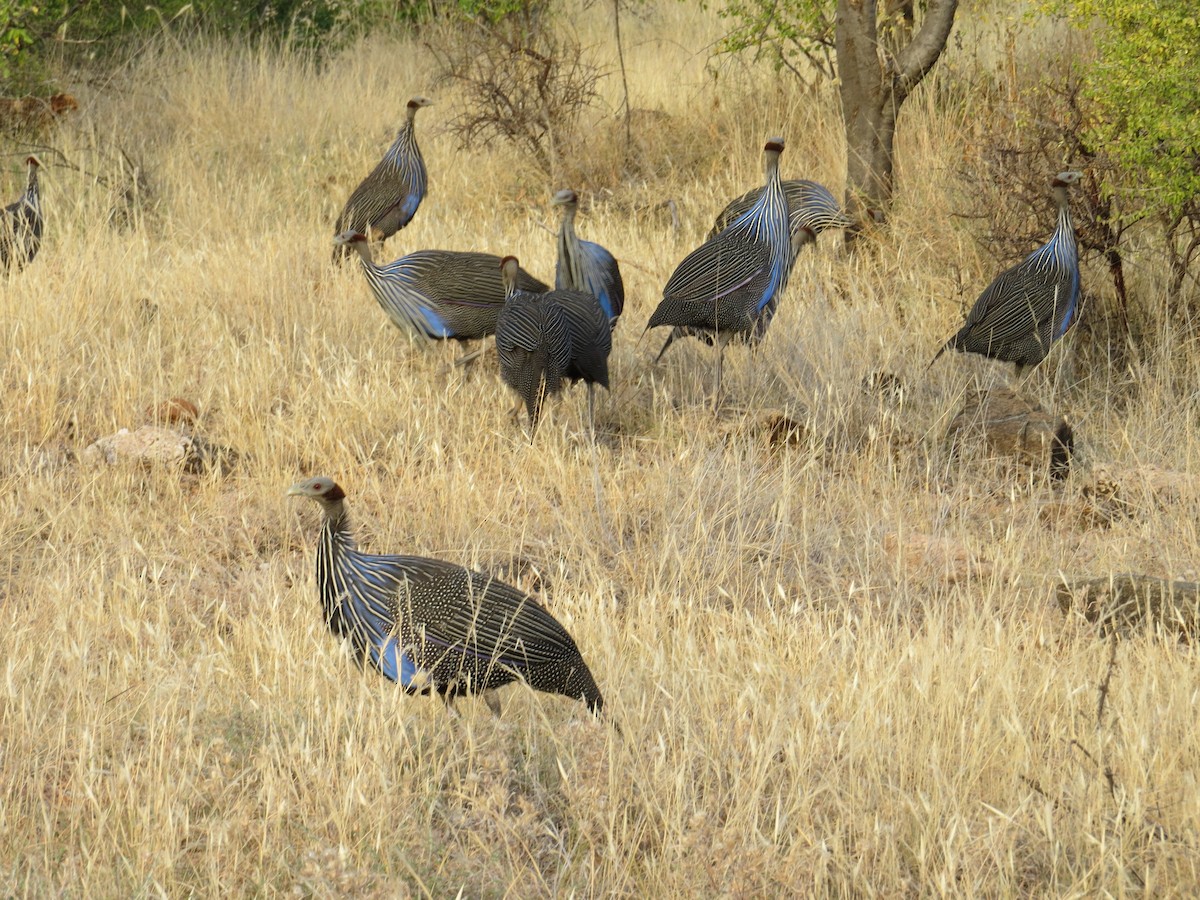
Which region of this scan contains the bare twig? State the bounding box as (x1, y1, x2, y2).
(1095, 635, 1118, 728)
(427, 13, 604, 179)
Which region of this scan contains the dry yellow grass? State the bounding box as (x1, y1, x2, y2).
(2, 3, 1200, 895)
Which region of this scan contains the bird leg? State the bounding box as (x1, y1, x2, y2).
(453, 345, 491, 368)
(712, 334, 731, 412)
(586, 383, 596, 442)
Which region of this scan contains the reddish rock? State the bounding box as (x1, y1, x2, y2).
(883, 530, 992, 585)
(147, 397, 199, 426)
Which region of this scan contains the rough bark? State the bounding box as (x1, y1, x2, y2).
(836, 0, 958, 237)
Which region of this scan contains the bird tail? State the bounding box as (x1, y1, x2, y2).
(570, 675, 623, 736)
(926, 341, 951, 372)
(562, 664, 605, 719)
(654, 327, 682, 363)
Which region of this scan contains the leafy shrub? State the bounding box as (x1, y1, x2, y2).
(711, 0, 836, 84)
(1055, 0, 1200, 218)
(1049, 0, 1200, 305)
(0, 0, 414, 91)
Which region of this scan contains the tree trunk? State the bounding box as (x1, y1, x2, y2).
(836, 0, 958, 240)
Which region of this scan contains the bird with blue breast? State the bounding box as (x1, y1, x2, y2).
(931, 171, 1084, 375)
(551, 188, 625, 328)
(335, 232, 548, 344)
(708, 178, 854, 248)
(288, 476, 607, 719)
(332, 96, 432, 263)
(645, 137, 792, 407)
(656, 177, 853, 361)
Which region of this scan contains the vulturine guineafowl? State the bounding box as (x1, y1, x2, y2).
(710, 178, 852, 244)
(656, 177, 851, 360)
(289, 476, 606, 718)
(332, 97, 432, 262)
(495, 256, 573, 440)
(547, 284, 611, 435)
(931, 171, 1083, 374)
(645, 138, 792, 407)
(336, 232, 548, 342)
(552, 189, 625, 327)
(0, 156, 41, 271)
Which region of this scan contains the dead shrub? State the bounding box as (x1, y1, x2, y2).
(427, 10, 605, 181)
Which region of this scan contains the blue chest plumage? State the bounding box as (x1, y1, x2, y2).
(726, 186, 791, 317)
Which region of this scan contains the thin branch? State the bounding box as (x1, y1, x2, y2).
(1095, 636, 1118, 728)
(894, 0, 958, 99)
(612, 0, 631, 158)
